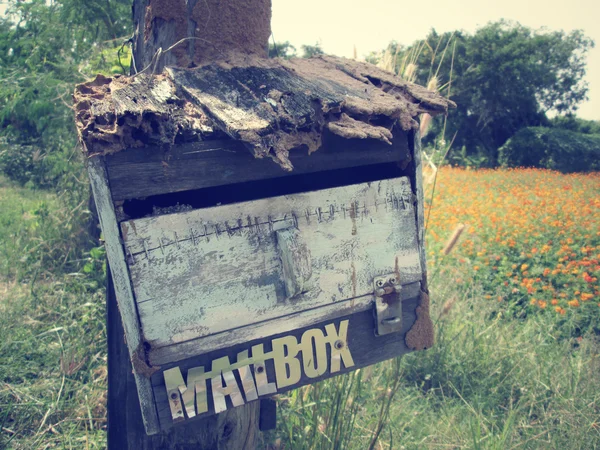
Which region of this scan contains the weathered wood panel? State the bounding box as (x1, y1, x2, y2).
(412, 130, 428, 279)
(148, 281, 421, 366)
(105, 131, 410, 201)
(87, 157, 161, 435)
(75, 56, 454, 170)
(121, 177, 421, 359)
(150, 296, 419, 430)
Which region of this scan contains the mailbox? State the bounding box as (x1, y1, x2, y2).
(76, 55, 453, 434)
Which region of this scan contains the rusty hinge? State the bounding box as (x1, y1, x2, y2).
(373, 274, 403, 336)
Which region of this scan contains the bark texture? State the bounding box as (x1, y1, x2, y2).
(75, 55, 455, 170)
(132, 0, 271, 73)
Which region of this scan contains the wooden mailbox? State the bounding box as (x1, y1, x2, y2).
(75, 55, 453, 435)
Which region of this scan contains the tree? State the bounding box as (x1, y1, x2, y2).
(551, 115, 600, 135)
(301, 42, 324, 58)
(0, 0, 131, 188)
(269, 40, 297, 58)
(389, 21, 594, 165)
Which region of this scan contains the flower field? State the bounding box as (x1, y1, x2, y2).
(425, 167, 600, 333)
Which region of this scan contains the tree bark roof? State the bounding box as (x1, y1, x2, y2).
(74, 54, 455, 171)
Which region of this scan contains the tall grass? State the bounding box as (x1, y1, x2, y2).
(0, 175, 92, 283)
(0, 175, 107, 449)
(272, 264, 600, 449)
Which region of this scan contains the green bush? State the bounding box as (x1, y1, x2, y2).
(551, 115, 600, 135)
(499, 127, 600, 172)
(0, 137, 81, 189)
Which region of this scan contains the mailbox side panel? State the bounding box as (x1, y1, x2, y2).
(87, 157, 161, 435)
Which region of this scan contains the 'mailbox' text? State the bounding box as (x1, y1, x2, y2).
(163, 320, 354, 421)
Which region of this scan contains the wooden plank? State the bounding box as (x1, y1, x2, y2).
(150, 295, 419, 430)
(105, 130, 410, 201)
(121, 177, 421, 356)
(87, 157, 161, 435)
(412, 130, 428, 278)
(76, 56, 454, 167)
(107, 273, 260, 447)
(148, 282, 421, 366)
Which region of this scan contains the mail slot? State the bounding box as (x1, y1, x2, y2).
(77, 56, 451, 434)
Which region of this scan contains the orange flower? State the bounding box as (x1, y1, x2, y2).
(567, 299, 580, 308)
(551, 299, 558, 305)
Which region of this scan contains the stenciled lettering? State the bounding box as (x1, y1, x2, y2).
(211, 356, 245, 414)
(325, 320, 355, 372)
(272, 335, 302, 389)
(236, 350, 259, 402)
(163, 319, 355, 421)
(182, 366, 207, 417)
(300, 328, 328, 378)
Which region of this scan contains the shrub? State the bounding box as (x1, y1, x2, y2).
(498, 127, 600, 173)
(0, 137, 83, 189)
(551, 115, 600, 135)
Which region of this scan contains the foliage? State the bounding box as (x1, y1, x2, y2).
(425, 167, 600, 336)
(268, 41, 297, 59)
(551, 114, 600, 135)
(268, 41, 325, 59)
(0, 136, 82, 190)
(0, 175, 106, 448)
(381, 21, 594, 165)
(301, 42, 325, 58)
(498, 127, 600, 172)
(0, 0, 132, 189)
(0, 175, 92, 282)
(0, 279, 108, 449)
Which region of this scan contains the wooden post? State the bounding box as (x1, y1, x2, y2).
(105, 0, 271, 447)
(131, 0, 272, 72)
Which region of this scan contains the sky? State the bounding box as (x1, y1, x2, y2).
(271, 0, 600, 120)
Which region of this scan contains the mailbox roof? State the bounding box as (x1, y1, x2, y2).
(75, 54, 454, 171)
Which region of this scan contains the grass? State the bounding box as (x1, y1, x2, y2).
(0, 168, 599, 449)
(273, 271, 600, 449)
(0, 175, 107, 449)
(0, 175, 91, 282)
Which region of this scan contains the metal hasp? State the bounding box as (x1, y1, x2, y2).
(373, 274, 403, 336)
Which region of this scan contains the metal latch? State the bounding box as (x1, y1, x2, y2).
(373, 274, 403, 336)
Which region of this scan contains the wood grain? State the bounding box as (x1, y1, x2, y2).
(105, 130, 410, 201)
(87, 157, 161, 435)
(148, 282, 421, 366)
(120, 177, 421, 359)
(150, 295, 419, 431)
